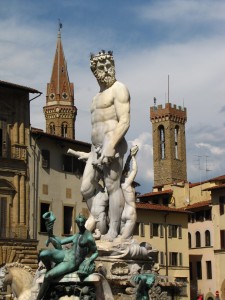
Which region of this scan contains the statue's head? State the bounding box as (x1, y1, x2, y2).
(90, 50, 116, 88)
(75, 214, 87, 227)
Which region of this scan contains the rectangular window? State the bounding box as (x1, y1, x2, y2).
(197, 261, 202, 279)
(169, 252, 178, 266)
(42, 149, 50, 169)
(219, 196, 225, 215)
(206, 261, 212, 279)
(0, 198, 7, 238)
(140, 223, 145, 237)
(168, 225, 178, 238)
(63, 155, 85, 175)
(63, 206, 73, 235)
(40, 202, 50, 233)
(152, 223, 159, 237)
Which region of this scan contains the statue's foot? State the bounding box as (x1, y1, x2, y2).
(101, 231, 118, 242)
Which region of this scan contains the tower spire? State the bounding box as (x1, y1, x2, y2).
(44, 24, 77, 139)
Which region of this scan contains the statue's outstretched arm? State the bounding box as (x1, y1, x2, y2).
(60, 235, 74, 245)
(67, 148, 90, 161)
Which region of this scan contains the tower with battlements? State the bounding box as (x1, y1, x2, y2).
(150, 102, 187, 186)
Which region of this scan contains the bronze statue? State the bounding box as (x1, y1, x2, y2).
(37, 213, 98, 300)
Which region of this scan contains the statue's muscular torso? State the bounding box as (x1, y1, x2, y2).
(90, 80, 130, 151)
(91, 83, 118, 147)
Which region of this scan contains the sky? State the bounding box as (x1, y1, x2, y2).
(1, 0, 225, 193)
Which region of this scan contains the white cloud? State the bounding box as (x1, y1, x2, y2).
(195, 143, 225, 155)
(136, 0, 225, 23)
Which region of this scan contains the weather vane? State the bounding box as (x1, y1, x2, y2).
(58, 19, 63, 31)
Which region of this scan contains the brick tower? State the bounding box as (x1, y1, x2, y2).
(44, 26, 77, 139)
(150, 102, 187, 186)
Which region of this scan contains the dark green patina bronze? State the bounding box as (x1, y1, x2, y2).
(37, 213, 98, 300)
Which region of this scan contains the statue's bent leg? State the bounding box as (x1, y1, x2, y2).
(80, 154, 98, 210)
(103, 159, 125, 241)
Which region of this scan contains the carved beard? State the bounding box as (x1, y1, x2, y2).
(94, 67, 116, 87)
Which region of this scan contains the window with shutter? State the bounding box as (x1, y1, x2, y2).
(169, 252, 178, 266)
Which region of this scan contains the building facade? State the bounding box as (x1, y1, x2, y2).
(187, 176, 225, 300)
(134, 191, 190, 299)
(0, 80, 41, 270)
(29, 129, 91, 250)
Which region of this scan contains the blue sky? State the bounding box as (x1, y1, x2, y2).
(1, 0, 225, 193)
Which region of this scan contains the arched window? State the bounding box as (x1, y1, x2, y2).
(61, 122, 68, 138)
(49, 123, 55, 135)
(196, 231, 201, 247)
(205, 230, 211, 247)
(174, 125, 179, 159)
(188, 232, 192, 248)
(159, 125, 165, 159)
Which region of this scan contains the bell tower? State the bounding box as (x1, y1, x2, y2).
(44, 25, 77, 139)
(150, 102, 187, 186)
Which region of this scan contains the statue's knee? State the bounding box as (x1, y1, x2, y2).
(39, 250, 48, 260)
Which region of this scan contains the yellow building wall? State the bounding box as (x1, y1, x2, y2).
(135, 208, 190, 299)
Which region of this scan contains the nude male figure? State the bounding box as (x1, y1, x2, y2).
(81, 50, 130, 241)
